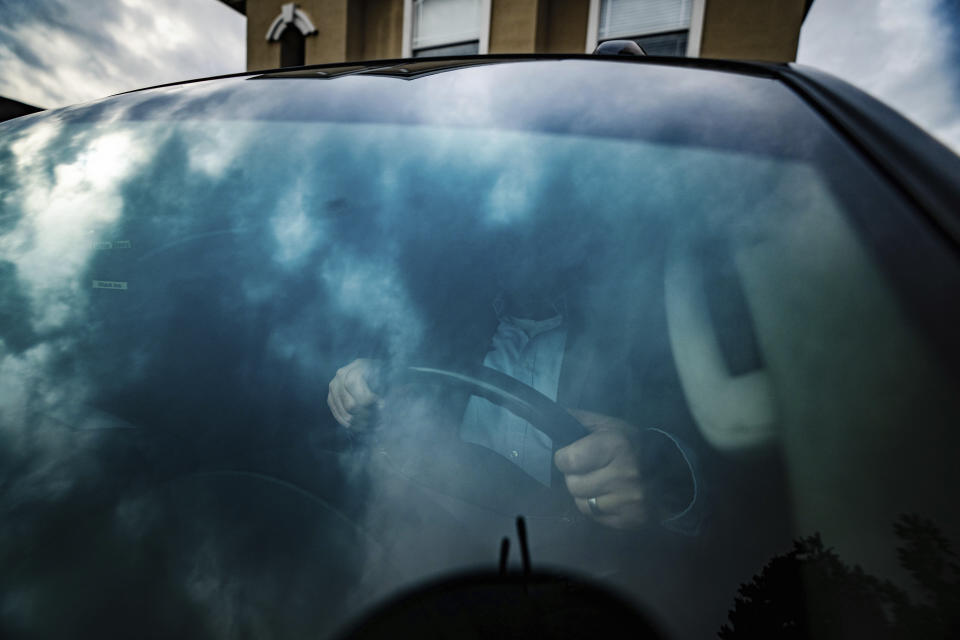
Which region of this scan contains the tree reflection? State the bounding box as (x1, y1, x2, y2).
(719, 514, 960, 638)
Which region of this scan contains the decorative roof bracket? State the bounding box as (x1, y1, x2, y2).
(266, 3, 317, 41)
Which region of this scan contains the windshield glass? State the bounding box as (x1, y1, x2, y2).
(1, 61, 959, 639)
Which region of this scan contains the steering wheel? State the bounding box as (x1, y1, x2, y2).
(400, 365, 589, 448)
(371, 364, 591, 519)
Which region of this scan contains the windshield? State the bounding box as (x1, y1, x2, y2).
(1, 61, 959, 639)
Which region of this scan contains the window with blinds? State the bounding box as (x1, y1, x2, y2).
(598, 0, 693, 40)
(634, 31, 689, 56)
(412, 0, 482, 54)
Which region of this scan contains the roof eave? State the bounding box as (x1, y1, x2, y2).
(217, 0, 246, 16)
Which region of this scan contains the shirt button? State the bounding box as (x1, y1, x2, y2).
(511, 450, 520, 458)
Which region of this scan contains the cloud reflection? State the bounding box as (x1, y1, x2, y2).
(320, 249, 425, 362)
(4, 124, 151, 333)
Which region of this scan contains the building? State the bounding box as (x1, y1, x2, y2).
(217, 0, 814, 71)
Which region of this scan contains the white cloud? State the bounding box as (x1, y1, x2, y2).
(186, 121, 249, 178)
(271, 183, 325, 267)
(0, 0, 244, 109)
(798, 0, 960, 154)
(2, 123, 154, 332)
(321, 251, 426, 362)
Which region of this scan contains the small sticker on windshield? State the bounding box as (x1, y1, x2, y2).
(94, 240, 132, 250)
(92, 280, 128, 290)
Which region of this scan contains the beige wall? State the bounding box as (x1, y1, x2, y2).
(489, 0, 543, 53)
(346, 1, 366, 61)
(360, 0, 404, 60)
(698, 0, 807, 62)
(245, 0, 282, 70)
(307, 0, 350, 63)
(488, 0, 589, 54)
(542, 0, 590, 53)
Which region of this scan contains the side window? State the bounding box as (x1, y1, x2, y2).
(405, 0, 490, 57)
(591, 0, 693, 56)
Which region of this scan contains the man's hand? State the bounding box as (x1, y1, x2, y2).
(327, 358, 383, 430)
(554, 409, 648, 530)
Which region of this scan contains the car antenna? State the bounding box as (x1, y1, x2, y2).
(593, 39, 646, 56)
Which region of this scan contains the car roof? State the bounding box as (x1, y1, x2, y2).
(115, 53, 787, 95)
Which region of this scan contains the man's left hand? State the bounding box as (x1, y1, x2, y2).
(554, 409, 648, 530)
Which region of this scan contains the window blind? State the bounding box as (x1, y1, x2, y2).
(598, 0, 693, 39)
(413, 0, 482, 50)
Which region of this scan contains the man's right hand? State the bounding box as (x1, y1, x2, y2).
(327, 358, 383, 430)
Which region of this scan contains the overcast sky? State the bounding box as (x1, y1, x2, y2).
(0, 0, 245, 108)
(0, 0, 957, 153)
(797, 0, 960, 152)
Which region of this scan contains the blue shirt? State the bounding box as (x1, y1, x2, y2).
(460, 313, 567, 486)
(458, 303, 703, 535)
